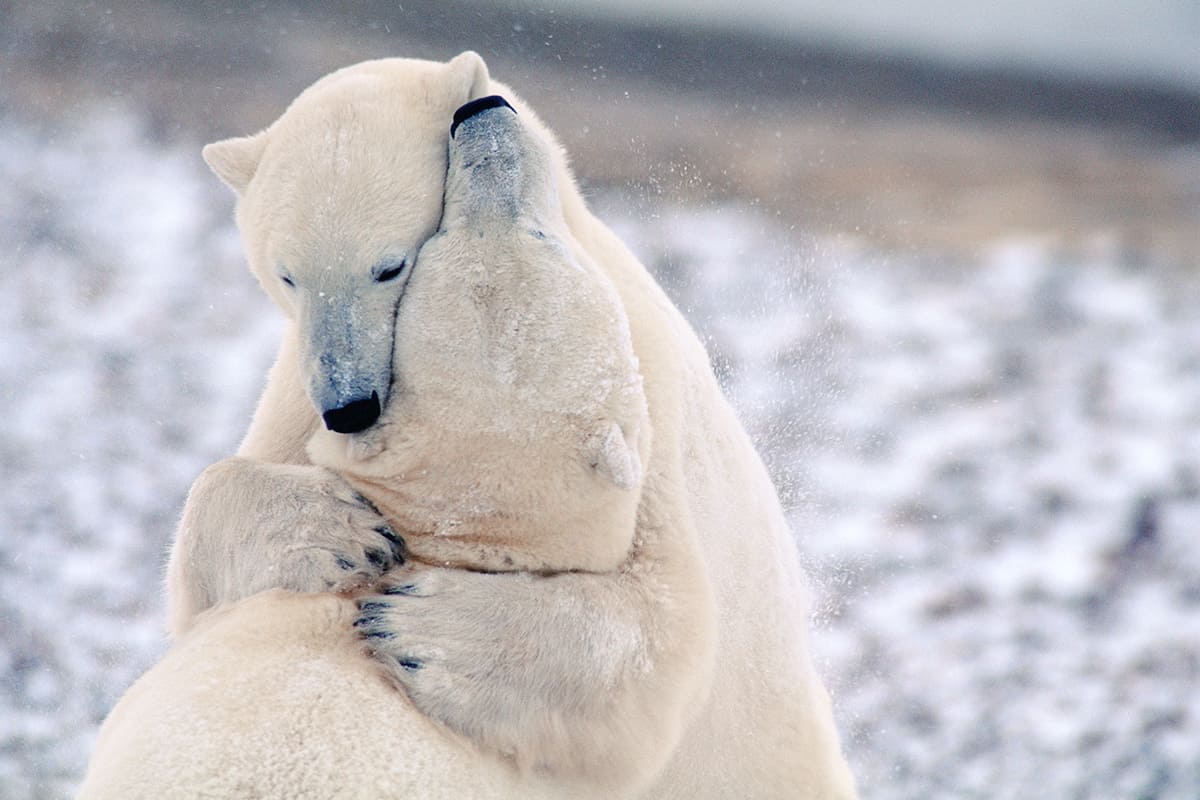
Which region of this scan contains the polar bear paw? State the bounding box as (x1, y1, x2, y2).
(261, 468, 407, 595)
(174, 458, 406, 609)
(352, 566, 605, 768)
(280, 516, 406, 595)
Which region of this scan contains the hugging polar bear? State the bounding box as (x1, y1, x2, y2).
(79, 54, 856, 799)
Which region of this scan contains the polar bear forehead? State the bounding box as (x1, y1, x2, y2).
(204, 53, 490, 196)
(250, 101, 449, 271)
(213, 53, 492, 280)
(294, 56, 480, 108)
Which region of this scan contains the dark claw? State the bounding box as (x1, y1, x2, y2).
(365, 547, 389, 568)
(335, 556, 355, 571)
(375, 526, 406, 562)
(397, 657, 423, 672)
(375, 525, 402, 544)
(354, 493, 381, 513)
(381, 583, 419, 596)
(354, 614, 385, 629)
(363, 628, 395, 640)
(356, 600, 391, 614)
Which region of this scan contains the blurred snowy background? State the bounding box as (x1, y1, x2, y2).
(1, 2, 1198, 798)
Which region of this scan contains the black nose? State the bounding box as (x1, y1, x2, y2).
(450, 94, 516, 138)
(322, 392, 381, 434)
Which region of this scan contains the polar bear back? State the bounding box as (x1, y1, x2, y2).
(77, 591, 574, 800)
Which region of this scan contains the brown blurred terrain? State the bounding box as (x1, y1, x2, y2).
(3, 0, 1196, 262)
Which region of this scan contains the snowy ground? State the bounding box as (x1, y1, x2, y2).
(2, 108, 1198, 799)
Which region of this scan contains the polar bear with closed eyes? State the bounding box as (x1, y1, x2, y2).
(81, 53, 856, 799)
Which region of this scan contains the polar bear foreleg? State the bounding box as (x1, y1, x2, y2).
(167, 456, 404, 636)
(352, 481, 716, 795)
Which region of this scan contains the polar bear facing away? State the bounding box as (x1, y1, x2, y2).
(92, 53, 857, 799)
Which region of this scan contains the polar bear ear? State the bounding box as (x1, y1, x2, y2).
(447, 50, 491, 103)
(202, 132, 268, 195)
(586, 422, 643, 491)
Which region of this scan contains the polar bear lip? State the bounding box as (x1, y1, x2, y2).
(450, 95, 516, 139)
(322, 391, 382, 434)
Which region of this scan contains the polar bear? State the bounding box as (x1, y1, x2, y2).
(146, 53, 856, 799)
(80, 99, 655, 799)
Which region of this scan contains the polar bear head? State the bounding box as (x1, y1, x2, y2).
(308, 97, 650, 573)
(203, 53, 490, 433)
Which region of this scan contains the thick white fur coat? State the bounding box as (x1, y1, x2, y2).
(79, 53, 857, 800)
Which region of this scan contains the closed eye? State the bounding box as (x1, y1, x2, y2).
(374, 260, 407, 283)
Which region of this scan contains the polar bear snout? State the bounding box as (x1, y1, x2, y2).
(448, 96, 522, 173)
(296, 285, 399, 436)
(322, 391, 382, 434)
(443, 94, 563, 232)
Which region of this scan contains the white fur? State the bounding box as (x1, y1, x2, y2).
(85, 54, 857, 799)
(308, 101, 649, 575)
(167, 53, 493, 629)
(78, 591, 574, 800)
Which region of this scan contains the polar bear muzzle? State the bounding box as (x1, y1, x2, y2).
(297, 286, 397, 435)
